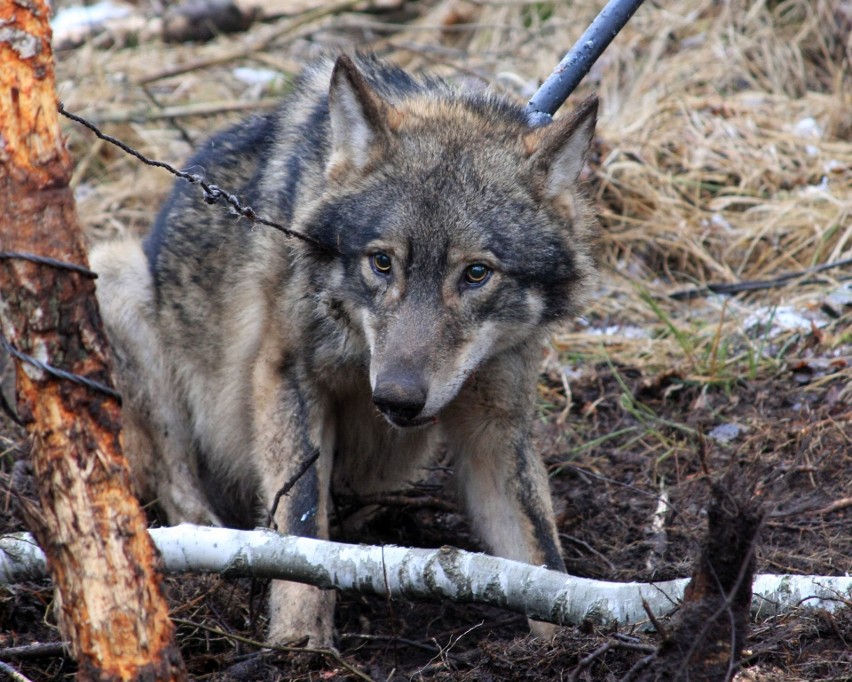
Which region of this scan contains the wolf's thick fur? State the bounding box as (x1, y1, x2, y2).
(91, 55, 599, 644)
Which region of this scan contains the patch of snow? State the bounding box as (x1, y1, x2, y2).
(708, 422, 745, 444)
(801, 176, 830, 195)
(586, 325, 650, 339)
(561, 365, 584, 382)
(825, 283, 852, 310)
(51, 2, 132, 34)
(709, 213, 733, 231)
(743, 305, 830, 338)
(232, 67, 282, 87)
(824, 159, 846, 173)
(793, 116, 822, 139)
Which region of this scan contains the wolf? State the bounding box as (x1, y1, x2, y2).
(91, 54, 599, 645)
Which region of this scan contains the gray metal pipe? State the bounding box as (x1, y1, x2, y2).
(525, 0, 646, 126)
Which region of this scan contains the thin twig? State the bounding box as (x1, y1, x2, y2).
(561, 534, 616, 572)
(87, 99, 281, 125)
(0, 642, 67, 661)
(568, 639, 657, 682)
(418, 621, 484, 676)
(811, 497, 852, 516)
(266, 450, 321, 529)
(387, 41, 496, 85)
(0, 336, 121, 402)
(642, 598, 669, 639)
(0, 660, 36, 682)
(621, 653, 657, 681)
(171, 618, 374, 681)
(670, 257, 852, 300)
(335, 491, 456, 513)
(339, 632, 449, 657)
(140, 84, 194, 146)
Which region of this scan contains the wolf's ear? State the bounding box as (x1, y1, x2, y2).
(327, 55, 392, 180)
(525, 95, 598, 199)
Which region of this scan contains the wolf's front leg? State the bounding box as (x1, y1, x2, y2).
(252, 355, 335, 646)
(444, 351, 564, 638)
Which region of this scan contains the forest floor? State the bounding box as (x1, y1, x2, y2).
(2, 359, 850, 680)
(1, 0, 850, 679)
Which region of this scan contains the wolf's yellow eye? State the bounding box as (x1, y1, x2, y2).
(371, 252, 392, 274)
(463, 263, 491, 286)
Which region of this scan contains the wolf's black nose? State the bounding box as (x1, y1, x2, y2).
(372, 372, 427, 425)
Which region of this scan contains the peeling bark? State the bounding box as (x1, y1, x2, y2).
(0, 2, 185, 680)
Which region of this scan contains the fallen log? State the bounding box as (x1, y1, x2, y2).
(2, 526, 849, 629)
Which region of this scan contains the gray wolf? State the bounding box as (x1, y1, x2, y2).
(91, 54, 599, 645)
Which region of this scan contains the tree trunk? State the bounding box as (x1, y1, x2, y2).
(0, 3, 185, 680)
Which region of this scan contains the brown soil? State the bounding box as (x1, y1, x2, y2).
(2, 357, 849, 680)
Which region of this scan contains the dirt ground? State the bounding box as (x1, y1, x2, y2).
(1, 0, 850, 680)
(2, 358, 850, 680)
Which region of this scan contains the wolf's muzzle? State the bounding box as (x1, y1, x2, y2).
(372, 370, 428, 426)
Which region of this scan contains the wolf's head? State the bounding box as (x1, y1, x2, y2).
(298, 55, 598, 428)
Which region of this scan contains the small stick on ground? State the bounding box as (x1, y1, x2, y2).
(568, 639, 656, 682)
(0, 642, 68, 661)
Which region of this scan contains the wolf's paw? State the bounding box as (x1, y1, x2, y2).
(528, 618, 559, 641)
(162, 484, 223, 527)
(267, 581, 336, 648)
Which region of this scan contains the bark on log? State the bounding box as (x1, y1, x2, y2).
(0, 3, 185, 680)
(3, 526, 849, 628)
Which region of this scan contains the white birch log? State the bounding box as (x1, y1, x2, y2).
(1, 525, 849, 627)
